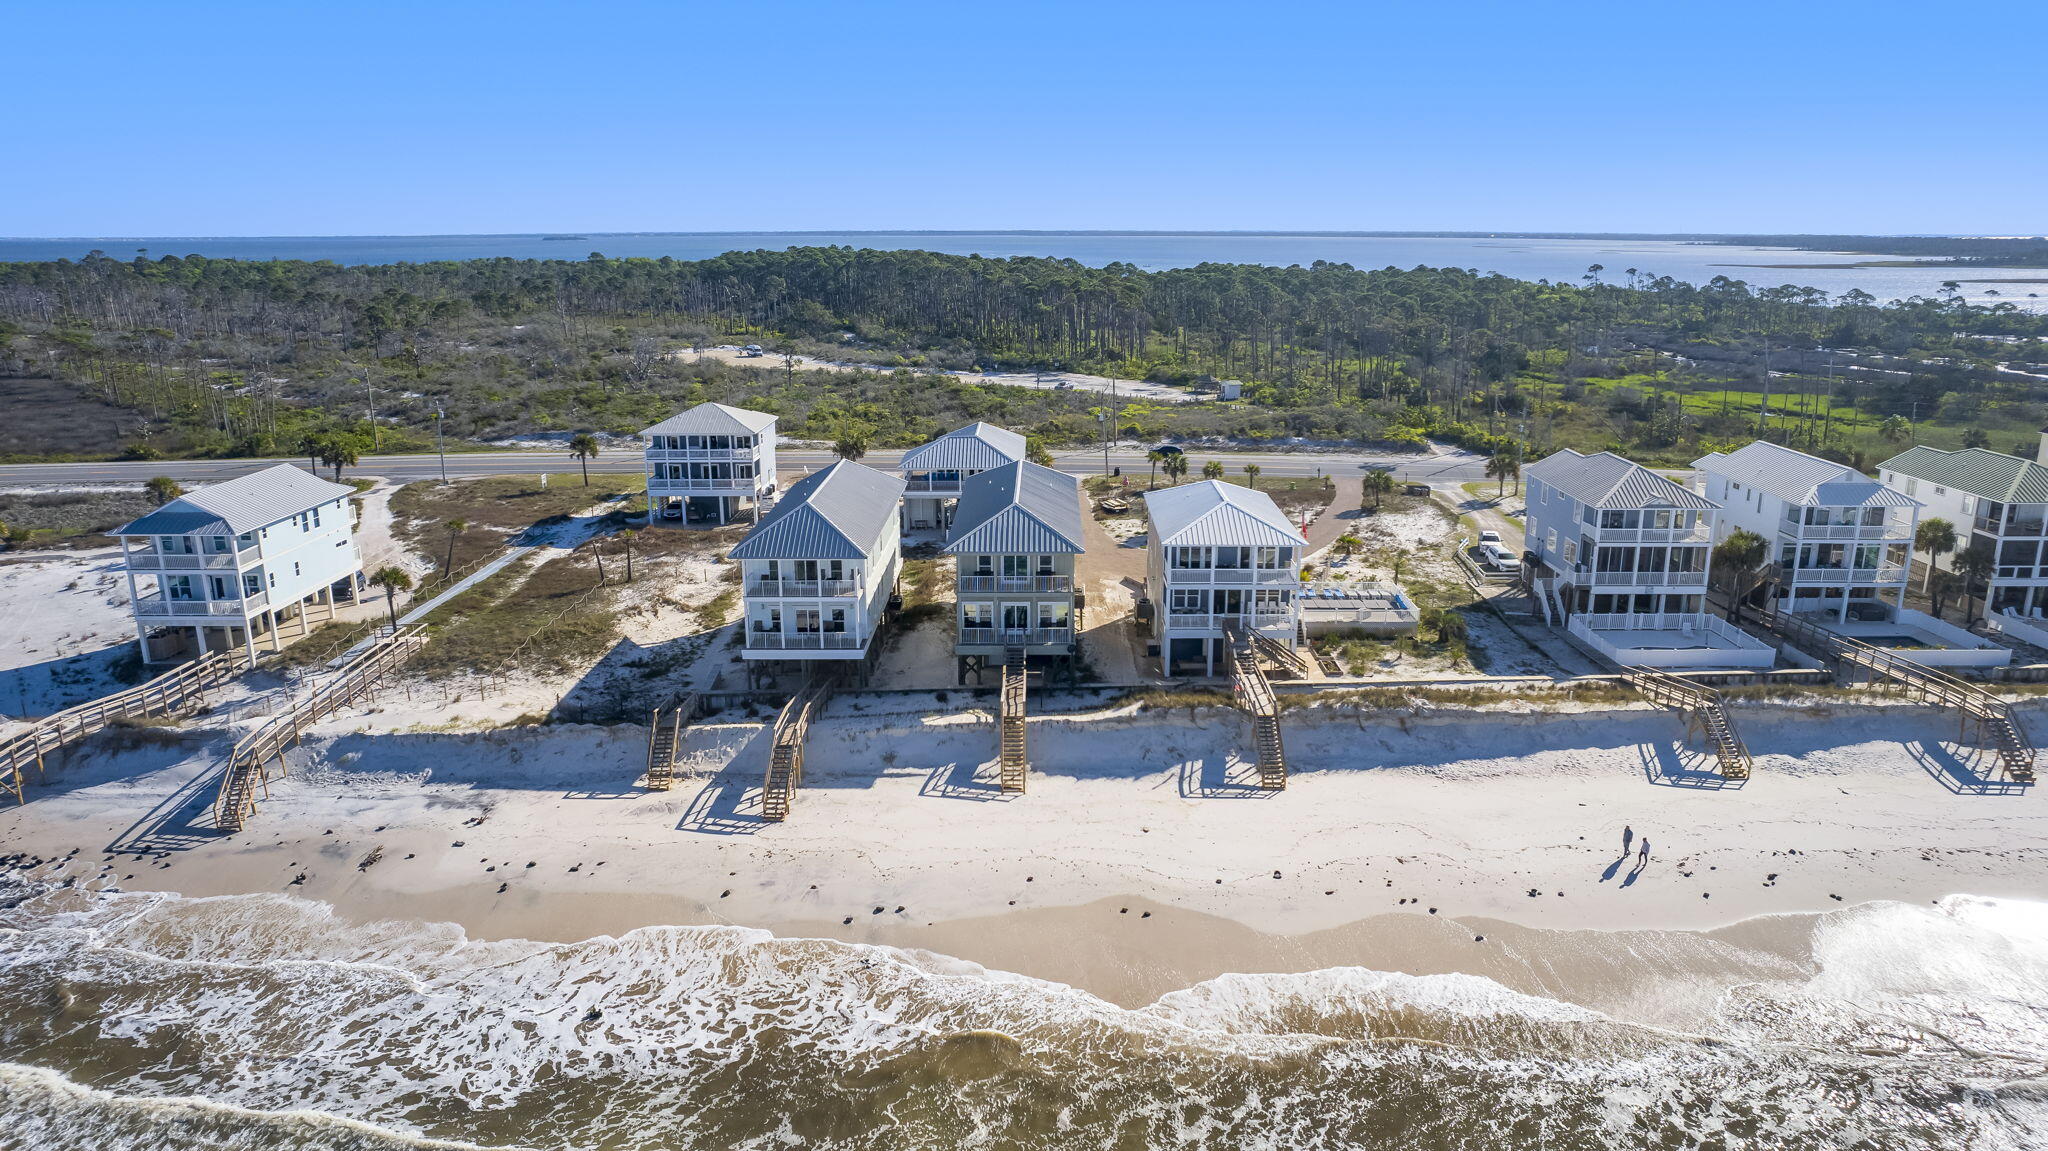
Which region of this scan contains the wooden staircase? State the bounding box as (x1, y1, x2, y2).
(762, 672, 837, 822)
(1224, 623, 1287, 790)
(1249, 631, 1311, 679)
(1625, 669, 1753, 780)
(214, 627, 427, 832)
(644, 693, 701, 791)
(999, 647, 1028, 793)
(1765, 607, 2035, 785)
(2, 649, 249, 805)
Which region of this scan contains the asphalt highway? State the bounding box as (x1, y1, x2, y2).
(0, 445, 1491, 488)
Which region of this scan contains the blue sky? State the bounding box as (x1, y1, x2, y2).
(6, 0, 2042, 236)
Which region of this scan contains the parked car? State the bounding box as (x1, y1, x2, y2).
(1479, 542, 1521, 572)
(1478, 530, 1502, 545)
(1403, 482, 1431, 496)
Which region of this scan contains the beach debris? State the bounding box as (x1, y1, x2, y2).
(498, 882, 508, 893)
(526, 861, 536, 868)
(843, 916, 853, 924)
(721, 890, 730, 898)
(357, 848, 383, 872)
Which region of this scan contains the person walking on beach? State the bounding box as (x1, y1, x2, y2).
(1622, 825, 1634, 855)
(1638, 839, 1650, 864)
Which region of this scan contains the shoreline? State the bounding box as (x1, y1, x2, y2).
(8, 697, 2043, 1008)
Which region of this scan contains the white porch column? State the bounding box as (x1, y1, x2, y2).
(191, 625, 204, 657)
(242, 622, 258, 664)
(134, 618, 154, 665)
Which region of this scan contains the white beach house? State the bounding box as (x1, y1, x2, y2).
(1524, 449, 1774, 668)
(943, 461, 1087, 683)
(1880, 442, 2048, 618)
(641, 402, 779, 525)
(729, 459, 906, 680)
(1143, 480, 1302, 676)
(114, 463, 362, 664)
(896, 422, 1028, 531)
(1695, 441, 1920, 622)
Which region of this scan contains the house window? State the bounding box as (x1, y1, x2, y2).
(165, 575, 196, 600)
(794, 608, 821, 634)
(1904, 477, 1918, 496)
(825, 608, 847, 633)
(1038, 602, 1070, 628)
(753, 608, 781, 632)
(975, 555, 994, 576)
(1933, 486, 1947, 496)
(243, 573, 262, 597)
(1037, 555, 1055, 575)
(206, 536, 230, 553)
(962, 602, 992, 627)
(292, 562, 301, 577)
(1172, 547, 1210, 570)
(1256, 546, 1286, 569)
(1170, 588, 1204, 613)
(1213, 546, 1249, 570)
(310, 506, 321, 528)
(1002, 555, 1030, 579)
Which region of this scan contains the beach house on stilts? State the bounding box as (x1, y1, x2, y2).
(943, 460, 1087, 685)
(1142, 480, 1303, 677)
(730, 459, 906, 687)
(896, 422, 1028, 532)
(115, 464, 363, 664)
(641, 402, 779, 525)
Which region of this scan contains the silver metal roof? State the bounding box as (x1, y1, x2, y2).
(116, 463, 355, 536)
(641, 402, 777, 437)
(1696, 441, 1916, 508)
(727, 459, 906, 561)
(1144, 480, 1304, 547)
(897, 422, 1027, 473)
(1525, 449, 1717, 510)
(943, 461, 1086, 555)
(1880, 445, 2048, 505)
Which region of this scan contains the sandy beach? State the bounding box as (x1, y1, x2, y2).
(8, 694, 2042, 1009)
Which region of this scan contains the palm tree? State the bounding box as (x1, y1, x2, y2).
(1879, 415, 1911, 446)
(144, 476, 183, 506)
(586, 538, 607, 584)
(1362, 469, 1395, 511)
(443, 519, 467, 576)
(1485, 448, 1520, 498)
(1915, 517, 1957, 597)
(1202, 460, 1225, 481)
(1711, 528, 1770, 622)
(368, 566, 412, 631)
(1161, 454, 1189, 485)
(619, 529, 638, 581)
(1954, 541, 1996, 625)
(568, 433, 600, 486)
(314, 432, 363, 480)
(832, 433, 868, 461)
(1145, 449, 1165, 489)
(1242, 463, 1262, 490)
(1426, 607, 1469, 647)
(1334, 532, 1362, 558)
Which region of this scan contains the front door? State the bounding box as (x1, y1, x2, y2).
(1002, 603, 1031, 637)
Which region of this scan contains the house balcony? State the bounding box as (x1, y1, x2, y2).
(125, 551, 243, 572)
(1781, 564, 1909, 586)
(1993, 566, 2048, 582)
(1574, 568, 1709, 589)
(958, 625, 1073, 648)
(1163, 610, 1296, 633)
(134, 592, 266, 618)
(648, 475, 760, 493)
(1975, 516, 2048, 537)
(646, 447, 758, 462)
(902, 477, 963, 495)
(746, 578, 860, 598)
(1163, 568, 1299, 586)
(957, 574, 1073, 594)
(1579, 524, 1712, 545)
(744, 630, 865, 651)
(1779, 522, 1913, 541)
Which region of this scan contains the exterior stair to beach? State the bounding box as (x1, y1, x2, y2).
(999, 647, 1028, 793)
(1225, 622, 1287, 790)
(644, 693, 700, 791)
(1250, 631, 1311, 679)
(1625, 669, 1752, 781)
(762, 673, 837, 822)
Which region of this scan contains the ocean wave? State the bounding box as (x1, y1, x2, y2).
(1, 876, 2043, 1150)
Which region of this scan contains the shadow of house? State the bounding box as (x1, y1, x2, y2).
(679, 722, 776, 833)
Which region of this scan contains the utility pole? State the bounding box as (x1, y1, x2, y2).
(1756, 339, 1772, 440)
(435, 407, 448, 483)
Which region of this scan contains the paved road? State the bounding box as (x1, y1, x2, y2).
(0, 445, 1490, 488)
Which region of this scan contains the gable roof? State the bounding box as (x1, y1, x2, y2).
(115, 464, 355, 537)
(641, 402, 776, 438)
(1694, 441, 1916, 508)
(1524, 449, 1717, 511)
(943, 462, 1086, 555)
(1880, 445, 2048, 505)
(1144, 480, 1303, 547)
(727, 459, 905, 560)
(897, 422, 1028, 473)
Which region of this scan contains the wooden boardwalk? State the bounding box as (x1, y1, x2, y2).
(999, 647, 1028, 793)
(2, 650, 249, 804)
(761, 672, 838, 822)
(1625, 668, 1752, 780)
(643, 692, 702, 791)
(214, 627, 428, 832)
(1224, 622, 1288, 790)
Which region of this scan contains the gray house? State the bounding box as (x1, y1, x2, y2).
(942, 461, 1087, 683)
(897, 422, 1028, 531)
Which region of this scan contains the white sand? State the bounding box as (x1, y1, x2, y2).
(7, 692, 2042, 1004)
(0, 547, 136, 719)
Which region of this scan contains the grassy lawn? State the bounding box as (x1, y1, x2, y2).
(0, 489, 156, 549)
(389, 474, 647, 571)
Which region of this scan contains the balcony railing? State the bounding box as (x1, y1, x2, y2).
(648, 476, 759, 492)
(646, 447, 758, 461)
(1162, 610, 1296, 631)
(744, 630, 865, 650)
(958, 626, 1073, 647)
(1782, 564, 1909, 585)
(134, 594, 257, 618)
(1581, 524, 1712, 545)
(1164, 568, 1298, 585)
(902, 476, 962, 494)
(1994, 566, 2048, 581)
(957, 574, 1072, 594)
(1781, 522, 1913, 541)
(126, 551, 241, 571)
(746, 578, 858, 597)
(1577, 569, 1710, 588)
(1976, 516, 2048, 537)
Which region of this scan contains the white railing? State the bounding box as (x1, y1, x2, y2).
(648, 476, 758, 492)
(646, 447, 757, 461)
(1578, 569, 1710, 589)
(1568, 612, 1776, 669)
(1827, 608, 2008, 667)
(127, 551, 241, 571)
(133, 594, 251, 618)
(959, 626, 1073, 647)
(1165, 568, 1298, 586)
(1783, 522, 1914, 541)
(1581, 525, 1712, 545)
(1990, 608, 2048, 648)
(957, 574, 1072, 594)
(903, 476, 963, 494)
(1782, 565, 1909, 586)
(1163, 610, 1296, 632)
(745, 630, 865, 650)
(747, 578, 859, 597)
(1976, 517, 2048, 537)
